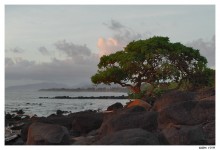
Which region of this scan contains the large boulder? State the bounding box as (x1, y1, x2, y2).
(195, 87, 215, 101)
(26, 122, 70, 145)
(158, 100, 215, 129)
(20, 122, 32, 142)
(202, 121, 215, 145)
(124, 105, 146, 113)
(21, 116, 71, 143)
(71, 111, 104, 135)
(99, 107, 158, 137)
(101, 106, 146, 126)
(29, 115, 70, 127)
(126, 99, 151, 110)
(162, 124, 207, 145)
(72, 136, 97, 145)
(107, 102, 123, 111)
(198, 95, 215, 101)
(46, 115, 72, 129)
(153, 90, 196, 111)
(94, 128, 160, 145)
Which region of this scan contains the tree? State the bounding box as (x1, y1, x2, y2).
(91, 36, 207, 95)
(187, 68, 215, 89)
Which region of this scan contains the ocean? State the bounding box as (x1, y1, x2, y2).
(5, 90, 129, 117)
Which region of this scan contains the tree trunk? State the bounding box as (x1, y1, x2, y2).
(129, 86, 141, 94)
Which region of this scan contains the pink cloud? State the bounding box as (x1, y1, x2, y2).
(97, 20, 147, 57)
(97, 37, 123, 57)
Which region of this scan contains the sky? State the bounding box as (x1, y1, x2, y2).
(5, 5, 215, 87)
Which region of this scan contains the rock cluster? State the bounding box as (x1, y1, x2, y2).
(5, 88, 215, 145)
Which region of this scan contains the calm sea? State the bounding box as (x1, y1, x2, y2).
(5, 90, 129, 117)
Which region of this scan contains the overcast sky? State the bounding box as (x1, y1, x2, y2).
(5, 5, 215, 87)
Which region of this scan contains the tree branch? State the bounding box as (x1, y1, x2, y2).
(115, 81, 132, 87)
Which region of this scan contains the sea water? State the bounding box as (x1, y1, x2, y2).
(5, 90, 129, 117)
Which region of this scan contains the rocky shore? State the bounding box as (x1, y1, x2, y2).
(5, 88, 215, 145)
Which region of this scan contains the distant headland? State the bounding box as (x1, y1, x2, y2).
(38, 87, 128, 93)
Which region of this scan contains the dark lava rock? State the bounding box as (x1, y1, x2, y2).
(73, 136, 97, 145)
(45, 115, 73, 130)
(6, 137, 25, 145)
(13, 115, 22, 121)
(126, 99, 151, 110)
(26, 110, 104, 138)
(94, 128, 160, 145)
(158, 100, 215, 129)
(152, 90, 196, 111)
(5, 113, 13, 120)
(195, 87, 215, 101)
(162, 124, 208, 145)
(10, 123, 25, 130)
(29, 115, 72, 130)
(98, 108, 158, 137)
(155, 132, 169, 145)
(21, 122, 32, 142)
(107, 102, 123, 111)
(17, 109, 25, 115)
(26, 122, 70, 145)
(13, 137, 25, 145)
(69, 130, 81, 137)
(124, 105, 146, 113)
(5, 135, 21, 145)
(71, 111, 104, 135)
(56, 110, 63, 115)
(202, 121, 215, 145)
(56, 110, 69, 115)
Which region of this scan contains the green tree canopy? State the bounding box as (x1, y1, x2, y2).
(91, 36, 208, 93)
(187, 68, 215, 89)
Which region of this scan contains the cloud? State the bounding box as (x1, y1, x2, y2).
(98, 19, 148, 57)
(104, 19, 125, 31)
(5, 57, 15, 68)
(5, 57, 36, 69)
(5, 54, 99, 87)
(97, 37, 122, 57)
(5, 39, 101, 87)
(186, 35, 215, 68)
(38, 46, 50, 55)
(8, 47, 24, 53)
(54, 40, 91, 59)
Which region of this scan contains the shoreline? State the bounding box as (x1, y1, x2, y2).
(38, 87, 128, 93)
(5, 88, 215, 145)
(39, 95, 128, 99)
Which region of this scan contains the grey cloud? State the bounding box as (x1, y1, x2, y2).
(38, 46, 50, 55)
(186, 35, 215, 68)
(54, 40, 91, 59)
(98, 19, 150, 56)
(5, 57, 14, 67)
(113, 30, 143, 46)
(107, 19, 149, 44)
(104, 19, 125, 31)
(5, 57, 36, 69)
(5, 54, 99, 87)
(9, 47, 24, 53)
